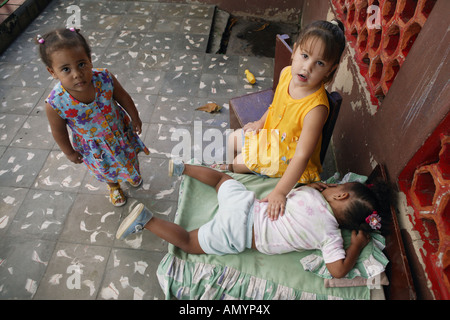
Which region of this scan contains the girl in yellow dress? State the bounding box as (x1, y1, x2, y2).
(223, 20, 346, 220)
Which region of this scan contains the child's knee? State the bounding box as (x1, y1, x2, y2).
(182, 230, 205, 254)
(215, 174, 233, 193)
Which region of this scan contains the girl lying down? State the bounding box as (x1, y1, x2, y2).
(116, 162, 392, 279)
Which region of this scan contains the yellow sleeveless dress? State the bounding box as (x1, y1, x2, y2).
(242, 66, 329, 183)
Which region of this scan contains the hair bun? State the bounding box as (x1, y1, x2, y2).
(330, 19, 345, 33)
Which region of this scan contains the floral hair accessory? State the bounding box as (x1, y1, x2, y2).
(37, 35, 45, 44)
(366, 211, 382, 230)
(69, 27, 76, 32)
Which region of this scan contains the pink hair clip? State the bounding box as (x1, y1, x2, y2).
(37, 35, 45, 44)
(69, 27, 76, 32)
(365, 211, 382, 230)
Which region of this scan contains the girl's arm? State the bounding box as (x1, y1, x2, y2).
(110, 73, 143, 135)
(242, 109, 268, 132)
(45, 103, 83, 164)
(326, 230, 370, 278)
(263, 104, 328, 220)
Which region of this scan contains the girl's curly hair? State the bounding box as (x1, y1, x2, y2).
(339, 180, 394, 236)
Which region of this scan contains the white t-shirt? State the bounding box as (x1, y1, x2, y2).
(253, 186, 346, 263)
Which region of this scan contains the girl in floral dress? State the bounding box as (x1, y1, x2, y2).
(37, 28, 149, 206)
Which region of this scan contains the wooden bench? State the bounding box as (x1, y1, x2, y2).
(368, 165, 416, 300)
(229, 34, 342, 164)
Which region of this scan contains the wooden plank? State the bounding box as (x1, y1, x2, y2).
(368, 165, 416, 300)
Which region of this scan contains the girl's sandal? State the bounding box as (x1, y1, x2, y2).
(108, 184, 127, 207)
(128, 177, 143, 188)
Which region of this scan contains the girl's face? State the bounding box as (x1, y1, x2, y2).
(47, 46, 93, 95)
(290, 37, 337, 91)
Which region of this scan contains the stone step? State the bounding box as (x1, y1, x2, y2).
(0, 0, 52, 55)
(207, 7, 230, 54)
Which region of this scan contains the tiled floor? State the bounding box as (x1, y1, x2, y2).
(0, 0, 280, 300)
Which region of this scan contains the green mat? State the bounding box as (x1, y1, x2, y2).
(156, 169, 387, 300)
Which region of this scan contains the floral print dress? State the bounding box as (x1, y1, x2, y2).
(46, 68, 149, 184)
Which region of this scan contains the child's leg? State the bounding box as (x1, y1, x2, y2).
(231, 153, 253, 174)
(183, 164, 233, 192)
(144, 217, 204, 254)
(116, 203, 204, 254)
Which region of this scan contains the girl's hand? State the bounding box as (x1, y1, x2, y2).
(131, 117, 143, 135)
(243, 119, 263, 133)
(351, 230, 371, 249)
(66, 150, 84, 164)
(308, 182, 338, 192)
(261, 191, 287, 221)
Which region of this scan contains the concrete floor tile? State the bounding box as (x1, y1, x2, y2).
(0, 237, 56, 299)
(84, 30, 116, 48)
(7, 189, 76, 240)
(136, 50, 172, 71)
(98, 49, 139, 76)
(198, 73, 239, 98)
(151, 95, 196, 125)
(144, 123, 193, 160)
(10, 115, 55, 149)
(11, 60, 51, 88)
(0, 114, 27, 146)
(177, 34, 209, 52)
(186, 4, 215, 19)
(157, 3, 187, 18)
(203, 54, 239, 75)
(153, 17, 182, 33)
(34, 151, 87, 192)
(128, 1, 160, 15)
(123, 69, 164, 95)
(0, 87, 46, 115)
(99, 248, 166, 300)
(122, 15, 155, 32)
(59, 193, 123, 247)
(164, 51, 205, 73)
(0, 147, 49, 188)
(0, 63, 22, 86)
(33, 242, 110, 300)
(160, 71, 201, 96)
(0, 186, 28, 236)
(81, 14, 124, 31)
(132, 93, 157, 123)
(78, 0, 131, 15)
(182, 17, 211, 35)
